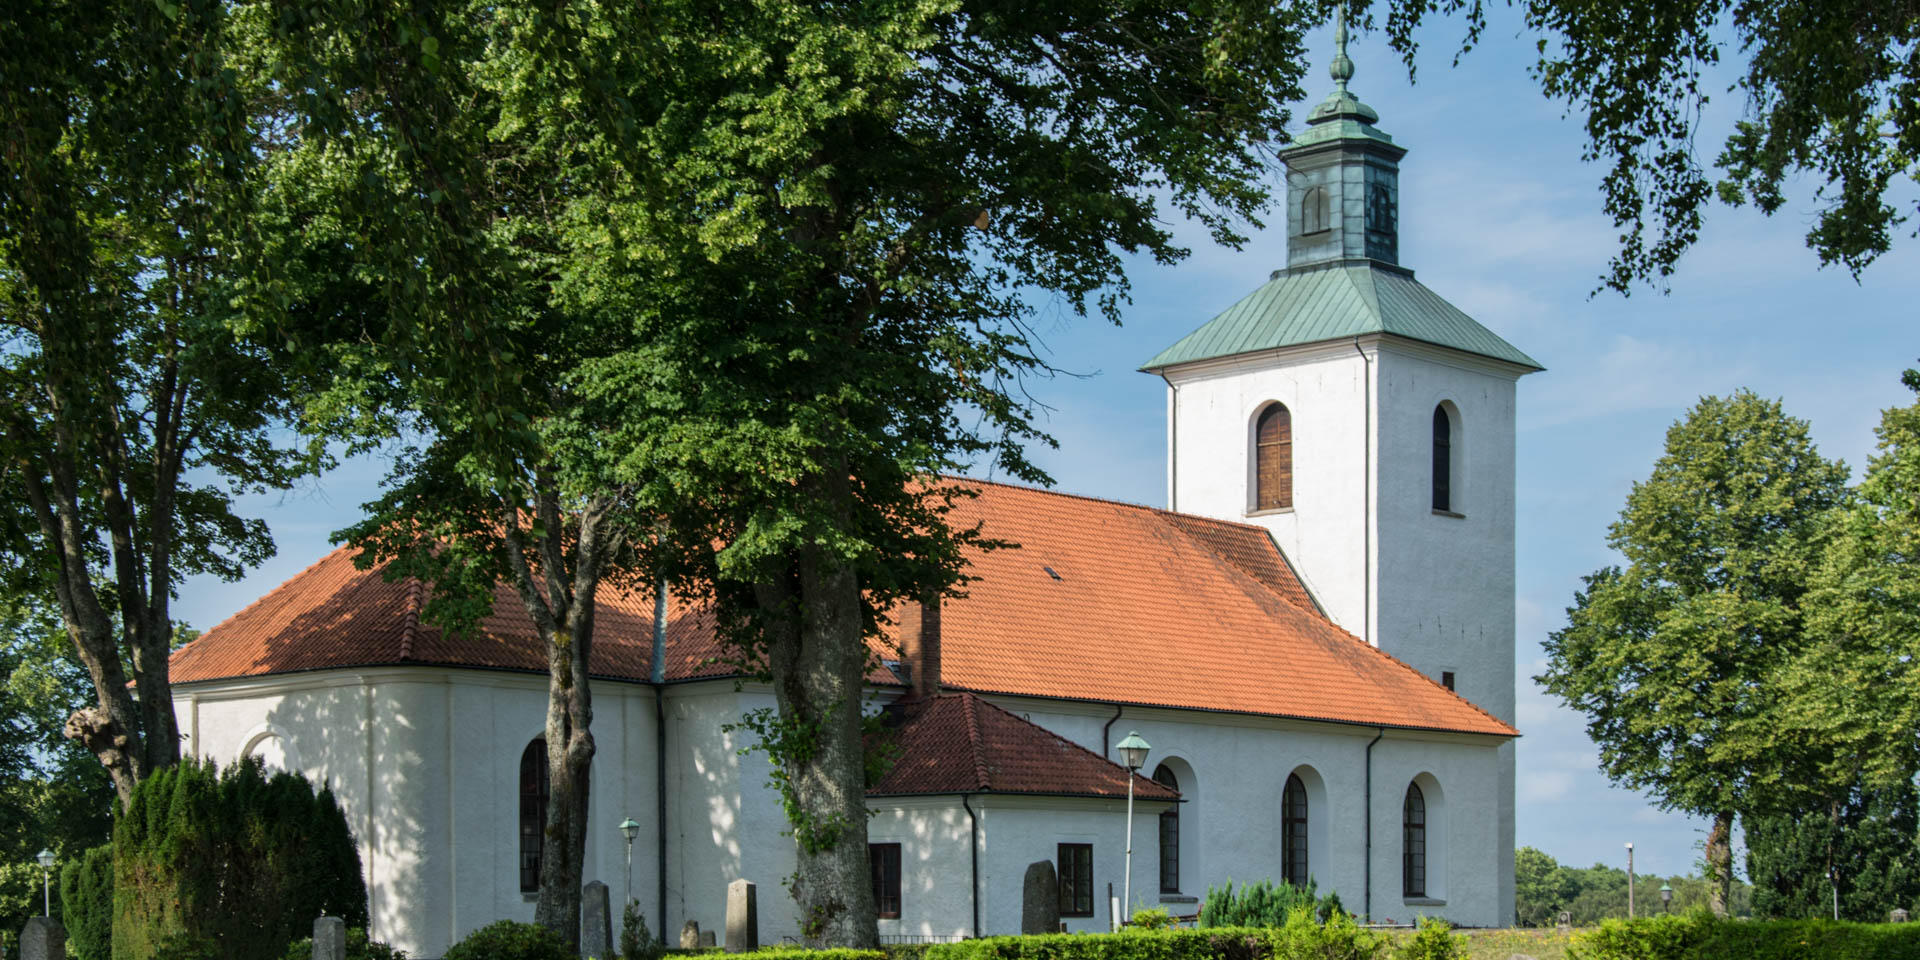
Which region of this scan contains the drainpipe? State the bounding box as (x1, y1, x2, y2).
(1351, 337, 1372, 644)
(962, 794, 982, 938)
(652, 579, 670, 934)
(1101, 704, 1124, 760)
(1363, 727, 1384, 922)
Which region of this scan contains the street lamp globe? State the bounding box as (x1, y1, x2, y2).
(36, 849, 54, 869)
(1115, 731, 1151, 771)
(35, 848, 54, 918)
(1660, 882, 1673, 912)
(619, 817, 641, 844)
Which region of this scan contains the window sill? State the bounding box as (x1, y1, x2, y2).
(1403, 897, 1446, 907)
(1246, 507, 1295, 518)
(1159, 894, 1198, 905)
(522, 892, 539, 903)
(1431, 509, 1465, 519)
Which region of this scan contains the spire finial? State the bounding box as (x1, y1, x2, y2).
(1330, 3, 1355, 91)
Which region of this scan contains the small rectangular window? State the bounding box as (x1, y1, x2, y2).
(1057, 843, 1094, 917)
(869, 843, 901, 919)
(1441, 671, 1455, 691)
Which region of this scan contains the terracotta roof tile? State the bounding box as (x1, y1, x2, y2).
(868, 692, 1178, 799)
(170, 479, 1515, 738)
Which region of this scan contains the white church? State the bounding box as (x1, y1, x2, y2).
(167, 38, 1538, 959)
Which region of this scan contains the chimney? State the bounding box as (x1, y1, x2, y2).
(896, 594, 941, 700)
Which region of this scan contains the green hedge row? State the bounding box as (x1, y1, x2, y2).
(1569, 912, 1920, 960)
(919, 912, 1461, 960)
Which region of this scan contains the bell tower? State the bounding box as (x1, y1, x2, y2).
(1140, 11, 1540, 924)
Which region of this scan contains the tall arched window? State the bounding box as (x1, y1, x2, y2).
(1255, 404, 1293, 511)
(1301, 186, 1329, 235)
(1403, 782, 1427, 897)
(1431, 405, 1452, 512)
(1154, 764, 1180, 893)
(520, 738, 550, 893)
(1281, 773, 1309, 888)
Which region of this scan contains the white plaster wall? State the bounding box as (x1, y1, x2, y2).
(1164, 340, 1374, 640)
(176, 670, 663, 959)
(867, 798, 978, 939)
(981, 696, 1509, 928)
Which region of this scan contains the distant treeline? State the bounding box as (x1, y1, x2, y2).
(1516, 847, 1752, 926)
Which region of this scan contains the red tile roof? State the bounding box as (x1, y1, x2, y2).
(170, 479, 1515, 737)
(868, 692, 1178, 800)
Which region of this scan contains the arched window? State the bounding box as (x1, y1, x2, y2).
(1255, 404, 1293, 511)
(520, 738, 550, 893)
(1282, 773, 1309, 888)
(1403, 782, 1427, 897)
(1431, 405, 1452, 512)
(1301, 186, 1329, 235)
(1154, 764, 1180, 893)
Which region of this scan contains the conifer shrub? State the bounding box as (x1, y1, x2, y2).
(59, 844, 114, 960)
(112, 757, 369, 960)
(441, 920, 574, 960)
(1197, 879, 1343, 928)
(622, 900, 665, 960)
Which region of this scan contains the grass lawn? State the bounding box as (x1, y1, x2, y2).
(1383, 927, 1579, 960)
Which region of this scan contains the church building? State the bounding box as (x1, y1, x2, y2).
(166, 28, 1538, 959)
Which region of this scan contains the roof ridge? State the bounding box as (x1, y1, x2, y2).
(398, 578, 423, 661)
(959, 693, 991, 790)
(179, 544, 362, 658)
(942, 474, 1284, 538)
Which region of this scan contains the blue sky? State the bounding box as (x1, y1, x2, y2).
(175, 9, 1919, 882)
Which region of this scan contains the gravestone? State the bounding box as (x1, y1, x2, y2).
(1020, 860, 1060, 935)
(1556, 911, 1572, 933)
(582, 881, 614, 960)
(1893, 907, 1911, 923)
(313, 916, 347, 960)
(699, 930, 717, 948)
(680, 920, 702, 948)
(21, 918, 64, 960)
(724, 879, 758, 952)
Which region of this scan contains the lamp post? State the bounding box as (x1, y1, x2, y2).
(36, 848, 55, 917)
(1114, 731, 1151, 929)
(619, 817, 642, 910)
(1659, 882, 1672, 915)
(1625, 843, 1635, 919)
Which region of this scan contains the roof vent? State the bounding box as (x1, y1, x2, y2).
(1043, 565, 1063, 581)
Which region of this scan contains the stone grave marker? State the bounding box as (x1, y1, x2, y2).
(20, 919, 64, 960)
(1893, 907, 1910, 923)
(699, 930, 717, 948)
(1021, 860, 1060, 935)
(725, 879, 758, 953)
(313, 916, 347, 960)
(680, 920, 702, 949)
(582, 881, 614, 960)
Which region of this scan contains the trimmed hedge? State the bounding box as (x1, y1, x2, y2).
(1568, 912, 1920, 960)
(113, 757, 369, 960)
(920, 909, 1453, 960)
(59, 844, 114, 960)
(443, 920, 573, 960)
(279, 927, 409, 960)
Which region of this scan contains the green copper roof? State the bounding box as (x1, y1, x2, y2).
(1139, 261, 1544, 372)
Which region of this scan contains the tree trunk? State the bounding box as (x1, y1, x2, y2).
(757, 474, 880, 948)
(1706, 811, 1734, 917)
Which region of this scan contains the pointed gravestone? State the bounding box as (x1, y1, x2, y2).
(312, 916, 346, 960)
(1021, 860, 1060, 935)
(21, 919, 64, 960)
(581, 881, 614, 960)
(679, 920, 702, 949)
(724, 879, 757, 953)
(699, 930, 717, 948)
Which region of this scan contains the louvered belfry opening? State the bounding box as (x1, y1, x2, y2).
(1256, 403, 1294, 511)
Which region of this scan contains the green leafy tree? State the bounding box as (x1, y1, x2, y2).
(1, 0, 317, 804)
(1371, 0, 1920, 291)
(1515, 846, 1575, 927)
(1744, 780, 1920, 921)
(252, 0, 1322, 947)
(1539, 391, 1849, 914)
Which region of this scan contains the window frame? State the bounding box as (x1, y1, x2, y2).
(869, 842, 902, 919)
(1431, 404, 1452, 513)
(1403, 782, 1427, 898)
(1301, 186, 1330, 236)
(1057, 842, 1094, 917)
(1282, 773, 1309, 888)
(519, 738, 550, 894)
(1153, 764, 1181, 893)
(1254, 403, 1294, 512)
